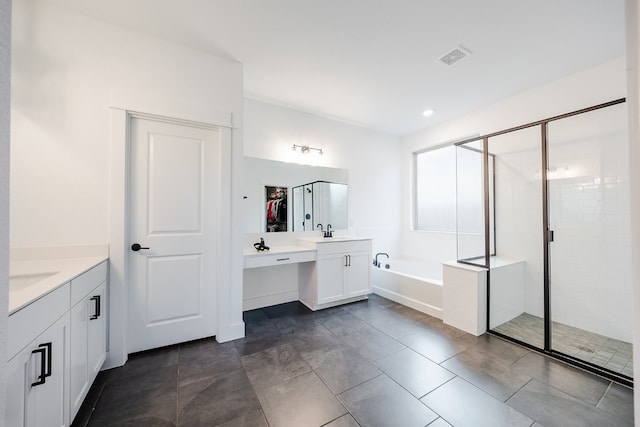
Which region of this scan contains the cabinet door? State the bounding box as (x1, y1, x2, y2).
(35, 314, 70, 427)
(87, 282, 107, 381)
(6, 347, 29, 427)
(345, 252, 371, 297)
(70, 282, 107, 421)
(7, 314, 70, 427)
(317, 253, 347, 304)
(70, 294, 90, 419)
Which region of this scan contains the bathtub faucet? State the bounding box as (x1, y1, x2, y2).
(374, 253, 389, 267)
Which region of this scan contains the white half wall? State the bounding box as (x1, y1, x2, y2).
(0, 0, 11, 417)
(243, 98, 402, 256)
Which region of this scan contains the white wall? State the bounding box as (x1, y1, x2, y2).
(243, 98, 402, 256)
(624, 0, 640, 422)
(0, 0, 11, 418)
(10, 0, 243, 247)
(400, 58, 627, 264)
(11, 0, 244, 365)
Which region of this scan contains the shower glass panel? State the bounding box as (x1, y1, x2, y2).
(487, 127, 545, 349)
(455, 140, 487, 266)
(547, 102, 632, 377)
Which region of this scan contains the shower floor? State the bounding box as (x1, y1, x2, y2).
(493, 313, 633, 378)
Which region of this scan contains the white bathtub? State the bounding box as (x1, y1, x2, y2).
(371, 258, 443, 319)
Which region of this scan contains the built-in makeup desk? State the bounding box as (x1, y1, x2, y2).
(242, 237, 372, 311)
(243, 245, 316, 269)
(243, 245, 317, 310)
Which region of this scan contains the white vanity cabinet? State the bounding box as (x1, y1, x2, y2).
(6, 258, 108, 427)
(69, 261, 108, 421)
(299, 238, 372, 310)
(6, 285, 71, 427)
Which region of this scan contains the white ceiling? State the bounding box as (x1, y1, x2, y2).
(40, 0, 626, 136)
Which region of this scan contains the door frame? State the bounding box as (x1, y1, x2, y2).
(107, 93, 244, 368)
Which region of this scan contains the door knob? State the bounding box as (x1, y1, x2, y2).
(131, 243, 150, 252)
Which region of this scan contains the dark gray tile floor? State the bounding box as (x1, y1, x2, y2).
(75, 294, 634, 426)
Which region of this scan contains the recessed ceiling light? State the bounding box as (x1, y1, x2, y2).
(422, 109, 434, 117)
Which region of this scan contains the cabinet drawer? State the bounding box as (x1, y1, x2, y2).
(315, 240, 371, 255)
(8, 283, 70, 361)
(245, 251, 316, 269)
(71, 261, 108, 306)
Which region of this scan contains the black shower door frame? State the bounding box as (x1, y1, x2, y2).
(454, 98, 631, 387)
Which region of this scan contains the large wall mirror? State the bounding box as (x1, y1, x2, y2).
(244, 157, 348, 233)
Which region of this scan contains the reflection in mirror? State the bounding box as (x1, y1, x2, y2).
(292, 181, 347, 231)
(265, 186, 288, 232)
(244, 157, 348, 233)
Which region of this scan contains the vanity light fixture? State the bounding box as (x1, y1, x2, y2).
(292, 144, 323, 155)
(422, 109, 435, 117)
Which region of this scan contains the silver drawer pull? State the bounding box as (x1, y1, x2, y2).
(276, 258, 290, 261)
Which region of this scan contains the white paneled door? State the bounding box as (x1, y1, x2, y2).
(128, 117, 219, 353)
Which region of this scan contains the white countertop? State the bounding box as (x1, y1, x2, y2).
(243, 245, 315, 257)
(442, 257, 523, 271)
(9, 256, 108, 314)
(297, 236, 372, 244)
(488, 257, 524, 268)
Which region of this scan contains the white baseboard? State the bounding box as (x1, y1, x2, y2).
(242, 290, 299, 311)
(372, 286, 443, 319)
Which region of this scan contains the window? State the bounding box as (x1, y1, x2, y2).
(414, 145, 456, 231)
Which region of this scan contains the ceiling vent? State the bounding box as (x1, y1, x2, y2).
(439, 45, 472, 66)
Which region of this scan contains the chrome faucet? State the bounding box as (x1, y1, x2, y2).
(317, 223, 323, 232)
(324, 224, 333, 238)
(373, 252, 389, 267)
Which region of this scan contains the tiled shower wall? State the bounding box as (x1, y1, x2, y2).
(548, 175, 632, 342)
(547, 103, 632, 342)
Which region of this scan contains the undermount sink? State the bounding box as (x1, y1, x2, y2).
(10, 272, 59, 291)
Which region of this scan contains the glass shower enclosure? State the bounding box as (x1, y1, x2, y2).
(455, 98, 632, 385)
(455, 140, 495, 268)
(292, 181, 348, 231)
